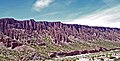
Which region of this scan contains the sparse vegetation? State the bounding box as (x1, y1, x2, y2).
(49, 50, 120, 61)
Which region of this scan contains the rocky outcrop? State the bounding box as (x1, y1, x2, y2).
(0, 18, 120, 59)
(29, 52, 46, 60)
(1, 18, 120, 60)
(49, 47, 120, 58)
(0, 35, 22, 49)
(0, 18, 120, 45)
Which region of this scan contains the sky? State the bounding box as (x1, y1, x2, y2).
(0, 0, 120, 28)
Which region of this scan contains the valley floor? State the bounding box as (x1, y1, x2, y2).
(46, 50, 120, 61)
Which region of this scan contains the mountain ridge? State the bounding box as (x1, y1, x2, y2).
(0, 18, 120, 60)
(1, 18, 120, 29)
(1, 18, 120, 41)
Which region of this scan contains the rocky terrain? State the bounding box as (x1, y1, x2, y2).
(0, 18, 120, 61)
(51, 50, 120, 61)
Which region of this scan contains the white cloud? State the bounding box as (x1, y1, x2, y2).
(42, 11, 59, 16)
(64, 5, 120, 28)
(33, 0, 54, 11)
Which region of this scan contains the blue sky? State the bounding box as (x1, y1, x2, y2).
(0, 0, 120, 28)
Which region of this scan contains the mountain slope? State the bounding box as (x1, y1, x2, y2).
(0, 18, 120, 60)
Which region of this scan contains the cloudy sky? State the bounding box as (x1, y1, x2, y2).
(0, 0, 120, 28)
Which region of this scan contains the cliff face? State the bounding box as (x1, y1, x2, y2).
(0, 18, 120, 42)
(0, 18, 120, 59)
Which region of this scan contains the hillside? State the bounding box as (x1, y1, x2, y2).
(0, 18, 120, 61)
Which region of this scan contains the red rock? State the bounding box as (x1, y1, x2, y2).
(0, 18, 120, 52)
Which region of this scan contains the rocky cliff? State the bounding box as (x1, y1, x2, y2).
(0, 18, 120, 60)
(0, 18, 120, 42)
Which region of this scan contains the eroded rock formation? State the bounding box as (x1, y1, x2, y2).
(0, 18, 120, 59)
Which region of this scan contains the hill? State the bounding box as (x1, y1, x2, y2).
(0, 18, 120, 60)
